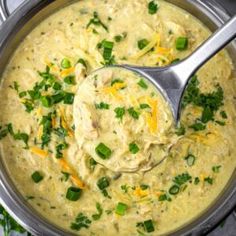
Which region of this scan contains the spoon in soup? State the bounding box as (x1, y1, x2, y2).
(108, 15, 236, 122)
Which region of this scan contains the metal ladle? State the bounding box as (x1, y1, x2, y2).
(116, 15, 236, 122)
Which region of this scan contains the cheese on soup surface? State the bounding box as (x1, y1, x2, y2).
(0, 0, 235, 235)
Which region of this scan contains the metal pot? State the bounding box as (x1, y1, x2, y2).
(0, 0, 235, 235)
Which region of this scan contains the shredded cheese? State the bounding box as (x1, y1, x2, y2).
(30, 147, 49, 158)
(131, 33, 160, 60)
(60, 67, 75, 78)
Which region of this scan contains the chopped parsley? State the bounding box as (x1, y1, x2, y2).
(129, 142, 140, 154)
(173, 172, 192, 186)
(70, 213, 91, 231)
(92, 202, 103, 220)
(0, 205, 27, 236)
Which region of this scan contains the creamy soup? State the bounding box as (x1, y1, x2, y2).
(0, 0, 236, 235)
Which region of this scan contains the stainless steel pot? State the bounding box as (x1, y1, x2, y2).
(0, 0, 235, 235)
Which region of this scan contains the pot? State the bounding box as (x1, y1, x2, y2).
(0, 0, 235, 235)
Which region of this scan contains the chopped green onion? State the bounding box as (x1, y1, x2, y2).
(97, 177, 110, 190)
(175, 123, 185, 136)
(31, 171, 44, 183)
(61, 58, 72, 69)
(53, 82, 62, 90)
(138, 39, 149, 50)
(204, 177, 213, 185)
(184, 154, 196, 166)
(137, 79, 148, 89)
(189, 121, 206, 131)
(144, 219, 155, 232)
(171, 58, 180, 64)
(129, 142, 140, 154)
(176, 37, 188, 51)
(95, 102, 110, 109)
(128, 107, 140, 119)
(95, 143, 112, 159)
(51, 92, 65, 104)
(86, 11, 108, 32)
(212, 165, 221, 173)
(40, 96, 53, 108)
(140, 103, 150, 109)
(169, 185, 180, 195)
(194, 177, 200, 185)
(148, 1, 159, 15)
(19, 91, 27, 98)
(64, 75, 76, 85)
(66, 187, 82, 201)
(220, 111, 227, 119)
(77, 58, 87, 68)
(63, 92, 75, 104)
(114, 107, 125, 120)
(115, 202, 128, 216)
(111, 79, 124, 86)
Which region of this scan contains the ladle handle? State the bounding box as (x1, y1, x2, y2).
(0, 0, 9, 22)
(177, 15, 236, 81)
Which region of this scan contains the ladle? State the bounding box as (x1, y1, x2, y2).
(115, 15, 236, 122)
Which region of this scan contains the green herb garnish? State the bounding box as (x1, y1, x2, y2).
(115, 202, 128, 216)
(95, 102, 110, 110)
(137, 219, 155, 233)
(169, 185, 180, 195)
(61, 58, 71, 69)
(114, 107, 125, 120)
(63, 92, 75, 104)
(212, 165, 221, 173)
(95, 143, 112, 159)
(204, 177, 213, 185)
(66, 187, 82, 201)
(129, 142, 140, 154)
(92, 202, 103, 220)
(140, 103, 150, 109)
(138, 39, 149, 50)
(137, 79, 148, 89)
(184, 154, 196, 166)
(128, 107, 140, 119)
(64, 75, 76, 85)
(97, 177, 110, 190)
(70, 213, 91, 231)
(148, 1, 159, 15)
(176, 37, 188, 50)
(31, 171, 44, 183)
(173, 172, 192, 186)
(86, 11, 108, 32)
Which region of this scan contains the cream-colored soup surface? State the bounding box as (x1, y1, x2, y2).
(0, 0, 236, 235)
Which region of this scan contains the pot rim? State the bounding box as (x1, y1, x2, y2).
(0, 1, 235, 236)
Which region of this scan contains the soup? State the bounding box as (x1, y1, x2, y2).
(0, 0, 235, 235)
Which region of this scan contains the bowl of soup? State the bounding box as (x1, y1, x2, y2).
(0, 0, 235, 235)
